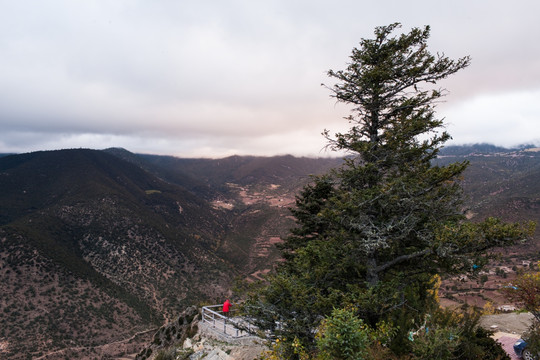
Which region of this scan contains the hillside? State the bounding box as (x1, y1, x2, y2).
(0, 149, 339, 359)
(0, 149, 235, 358)
(436, 145, 540, 309)
(437, 144, 540, 225)
(0, 145, 539, 358)
(138, 153, 342, 281)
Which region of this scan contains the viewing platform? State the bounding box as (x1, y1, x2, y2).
(200, 305, 261, 344)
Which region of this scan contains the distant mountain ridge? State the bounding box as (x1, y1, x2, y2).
(0, 145, 539, 359)
(440, 143, 531, 155)
(441, 145, 540, 223)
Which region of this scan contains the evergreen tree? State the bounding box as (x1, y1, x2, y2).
(245, 23, 534, 356)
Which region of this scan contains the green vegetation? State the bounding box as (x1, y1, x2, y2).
(503, 261, 540, 356)
(245, 23, 534, 358)
(153, 346, 193, 360)
(503, 262, 540, 320)
(0, 148, 242, 357)
(315, 308, 373, 360)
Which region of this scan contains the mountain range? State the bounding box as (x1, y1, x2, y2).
(0, 144, 538, 359)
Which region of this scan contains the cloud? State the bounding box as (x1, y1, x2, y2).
(443, 88, 540, 147)
(0, 0, 539, 157)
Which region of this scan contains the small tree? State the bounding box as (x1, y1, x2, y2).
(316, 308, 371, 360)
(503, 262, 540, 355)
(245, 23, 534, 356)
(503, 262, 540, 321)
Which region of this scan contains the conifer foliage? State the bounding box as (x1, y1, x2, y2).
(245, 23, 534, 357)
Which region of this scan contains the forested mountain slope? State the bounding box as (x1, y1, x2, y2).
(1, 145, 538, 358)
(0, 149, 234, 358)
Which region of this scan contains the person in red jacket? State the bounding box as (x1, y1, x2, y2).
(223, 299, 231, 317)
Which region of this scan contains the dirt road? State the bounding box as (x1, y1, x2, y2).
(480, 313, 534, 335)
(480, 313, 534, 360)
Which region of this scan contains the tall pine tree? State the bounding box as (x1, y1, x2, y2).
(245, 23, 534, 355)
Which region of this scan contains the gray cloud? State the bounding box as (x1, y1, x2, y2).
(1, 0, 539, 157)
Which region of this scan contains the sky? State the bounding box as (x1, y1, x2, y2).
(1, 1, 539, 158)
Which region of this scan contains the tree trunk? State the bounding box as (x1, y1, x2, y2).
(366, 255, 379, 287)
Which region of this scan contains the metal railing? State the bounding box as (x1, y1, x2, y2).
(201, 304, 255, 338)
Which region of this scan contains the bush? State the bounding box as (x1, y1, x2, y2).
(316, 308, 371, 360)
(409, 308, 509, 360)
(154, 347, 176, 360)
(177, 348, 194, 360)
(458, 309, 508, 359)
(410, 326, 460, 360)
(523, 321, 540, 357)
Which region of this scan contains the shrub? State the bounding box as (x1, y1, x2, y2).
(410, 308, 509, 360)
(523, 321, 540, 357)
(177, 348, 194, 360)
(154, 347, 176, 360)
(410, 325, 459, 360)
(316, 308, 371, 360)
(458, 326, 509, 360)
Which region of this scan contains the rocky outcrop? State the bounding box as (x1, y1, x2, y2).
(182, 333, 267, 360)
(136, 306, 199, 360)
(135, 306, 268, 360)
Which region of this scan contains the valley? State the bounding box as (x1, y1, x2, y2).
(0, 145, 539, 359)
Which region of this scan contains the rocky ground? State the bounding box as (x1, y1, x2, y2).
(183, 323, 268, 360)
(132, 306, 268, 360)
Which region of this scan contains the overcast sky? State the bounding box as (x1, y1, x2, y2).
(1, 1, 539, 158)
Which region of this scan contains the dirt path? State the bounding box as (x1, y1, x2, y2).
(35, 327, 158, 360)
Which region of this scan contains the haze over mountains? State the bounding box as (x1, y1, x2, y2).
(0, 144, 539, 359)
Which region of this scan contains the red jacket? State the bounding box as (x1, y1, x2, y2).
(223, 299, 231, 313)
